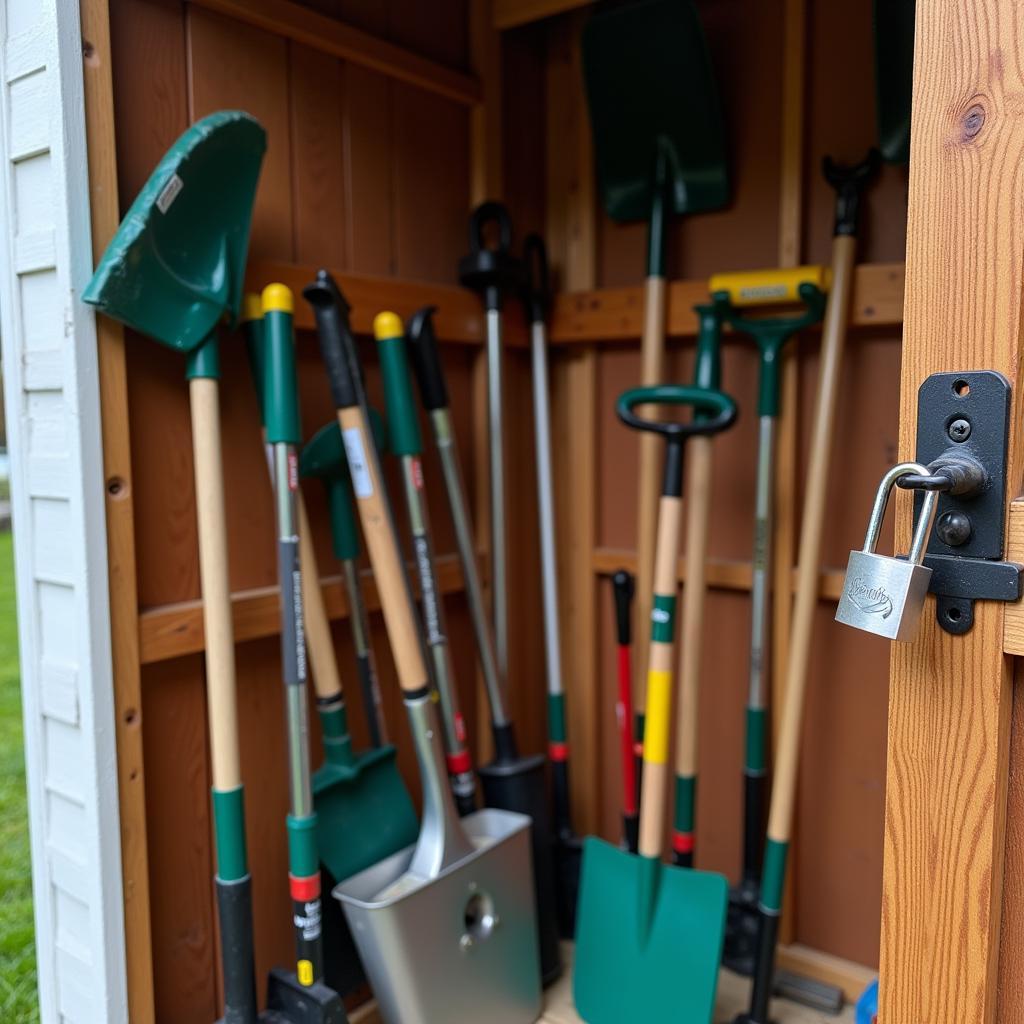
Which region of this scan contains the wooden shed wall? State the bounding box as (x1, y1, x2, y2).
(103, 0, 906, 1017)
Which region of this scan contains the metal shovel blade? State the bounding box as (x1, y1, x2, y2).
(581, 0, 729, 222)
(83, 110, 266, 346)
(573, 837, 728, 1023)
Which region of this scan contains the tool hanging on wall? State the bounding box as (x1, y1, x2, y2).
(406, 304, 563, 984)
(734, 150, 880, 1024)
(376, 314, 477, 816)
(521, 233, 582, 936)
(299, 416, 390, 748)
(575, 384, 736, 1024)
(305, 273, 541, 1024)
(704, 268, 827, 966)
(582, 0, 730, 782)
(671, 301, 732, 869)
(459, 201, 521, 682)
(83, 111, 344, 1024)
(611, 570, 639, 854)
(259, 286, 347, 1020)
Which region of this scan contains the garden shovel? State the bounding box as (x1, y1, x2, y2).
(574, 384, 736, 1024)
(582, 0, 729, 772)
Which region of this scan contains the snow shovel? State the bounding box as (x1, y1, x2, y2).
(521, 233, 582, 937)
(304, 272, 541, 1024)
(574, 384, 736, 1024)
(582, 0, 730, 776)
(700, 268, 827, 969)
(611, 569, 638, 854)
(733, 152, 880, 1024)
(375, 313, 478, 816)
(242, 303, 418, 997)
(299, 414, 391, 749)
(83, 111, 325, 1024)
(259, 286, 347, 1020)
(406, 304, 563, 984)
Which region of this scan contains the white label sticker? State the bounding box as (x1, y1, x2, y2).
(156, 173, 184, 214)
(342, 427, 374, 498)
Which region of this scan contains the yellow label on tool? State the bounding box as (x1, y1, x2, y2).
(297, 959, 313, 987)
(643, 669, 673, 765)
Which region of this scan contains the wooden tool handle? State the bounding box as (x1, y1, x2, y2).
(675, 436, 713, 779)
(296, 491, 343, 703)
(767, 233, 856, 842)
(337, 407, 430, 694)
(189, 377, 241, 791)
(638, 492, 683, 858)
(633, 274, 668, 715)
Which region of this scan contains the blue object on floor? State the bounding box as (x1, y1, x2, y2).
(856, 978, 878, 1024)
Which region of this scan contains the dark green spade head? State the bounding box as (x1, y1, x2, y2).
(83, 110, 267, 350)
(874, 0, 915, 165)
(582, 0, 729, 224)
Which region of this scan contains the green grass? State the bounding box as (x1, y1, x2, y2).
(0, 531, 38, 1023)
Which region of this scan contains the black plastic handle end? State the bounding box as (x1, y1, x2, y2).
(521, 232, 551, 324)
(611, 569, 634, 645)
(406, 305, 449, 412)
(823, 148, 882, 237)
(303, 269, 358, 410)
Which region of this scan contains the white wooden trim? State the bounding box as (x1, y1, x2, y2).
(0, 1, 127, 1020)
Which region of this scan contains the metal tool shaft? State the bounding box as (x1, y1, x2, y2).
(341, 557, 387, 747)
(430, 407, 510, 727)
(486, 307, 508, 680)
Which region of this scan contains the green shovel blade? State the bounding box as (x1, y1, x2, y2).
(314, 744, 419, 885)
(573, 837, 727, 1023)
(83, 110, 267, 349)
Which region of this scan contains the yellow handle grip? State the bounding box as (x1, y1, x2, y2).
(709, 264, 831, 306)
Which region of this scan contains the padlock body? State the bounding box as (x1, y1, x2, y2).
(835, 550, 932, 642)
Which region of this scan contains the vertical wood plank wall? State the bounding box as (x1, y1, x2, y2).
(102, 0, 917, 1014)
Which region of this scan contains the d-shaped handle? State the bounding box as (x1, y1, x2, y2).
(468, 200, 513, 257)
(617, 384, 737, 440)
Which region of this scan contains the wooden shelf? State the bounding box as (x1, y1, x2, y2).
(592, 547, 845, 601)
(549, 262, 905, 344)
(139, 552, 466, 664)
(493, 0, 593, 30)
(189, 0, 481, 106)
(245, 260, 905, 351)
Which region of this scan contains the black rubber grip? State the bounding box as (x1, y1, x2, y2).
(491, 721, 520, 763)
(215, 875, 259, 1024)
(468, 200, 513, 256)
(406, 306, 449, 411)
(611, 569, 634, 645)
(303, 269, 358, 410)
(823, 149, 881, 237)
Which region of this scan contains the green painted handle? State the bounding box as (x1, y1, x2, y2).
(326, 476, 360, 562)
(262, 285, 301, 444)
(692, 304, 724, 423)
(242, 306, 266, 424)
(375, 314, 422, 457)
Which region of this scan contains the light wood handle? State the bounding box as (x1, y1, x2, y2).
(638, 493, 682, 858)
(633, 274, 668, 714)
(767, 233, 857, 841)
(337, 407, 429, 693)
(675, 436, 713, 778)
(297, 492, 343, 703)
(189, 378, 241, 791)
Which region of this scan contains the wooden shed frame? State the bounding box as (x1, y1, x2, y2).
(4, 0, 1022, 1020)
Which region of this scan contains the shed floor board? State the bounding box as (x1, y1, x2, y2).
(350, 943, 860, 1022)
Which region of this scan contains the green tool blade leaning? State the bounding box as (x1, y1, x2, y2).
(83, 110, 266, 348)
(581, 0, 729, 222)
(573, 837, 728, 1023)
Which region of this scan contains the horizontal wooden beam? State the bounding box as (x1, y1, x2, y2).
(776, 944, 876, 1004)
(140, 553, 466, 664)
(591, 547, 844, 601)
(188, 0, 481, 106)
(549, 262, 905, 344)
(246, 261, 904, 353)
(493, 0, 593, 30)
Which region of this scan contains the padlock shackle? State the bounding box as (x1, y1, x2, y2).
(616, 384, 737, 440)
(863, 461, 940, 564)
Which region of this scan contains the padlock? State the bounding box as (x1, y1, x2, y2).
(835, 462, 940, 641)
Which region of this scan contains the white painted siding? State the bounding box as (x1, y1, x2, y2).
(0, 1, 128, 1022)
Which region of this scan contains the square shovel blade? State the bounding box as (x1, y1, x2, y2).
(573, 837, 727, 1024)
